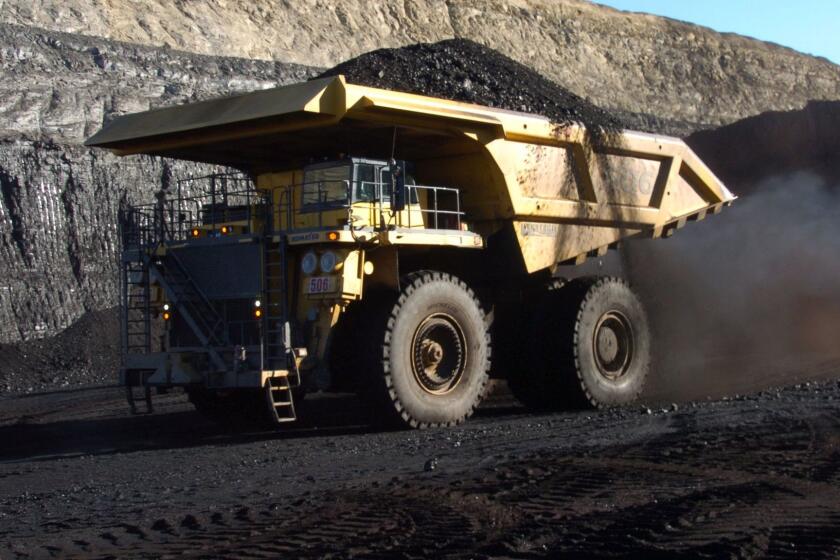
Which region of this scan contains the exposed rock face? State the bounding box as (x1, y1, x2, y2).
(3, 0, 840, 132)
(0, 139, 215, 342)
(0, 24, 317, 343)
(0, 23, 315, 144)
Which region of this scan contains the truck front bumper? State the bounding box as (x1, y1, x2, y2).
(121, 352, 289, 389)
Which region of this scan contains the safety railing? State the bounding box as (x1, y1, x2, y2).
(120, 173, 267, 250)
(166, 188, 264, 238)
(120, 174, 467, 251)
(119, 207, 158, 251)
(406, 184, 463, 230)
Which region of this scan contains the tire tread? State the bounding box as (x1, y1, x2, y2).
(367, 270, 491, 429)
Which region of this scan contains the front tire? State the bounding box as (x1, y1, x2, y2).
(360, 271, 491, 428)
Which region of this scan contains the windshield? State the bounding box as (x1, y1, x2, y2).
(302, 165, 350, 208)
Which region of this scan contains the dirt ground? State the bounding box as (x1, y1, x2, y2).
(3, 364, 840, 559)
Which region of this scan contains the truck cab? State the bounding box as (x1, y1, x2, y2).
(278, 157, 459, 232)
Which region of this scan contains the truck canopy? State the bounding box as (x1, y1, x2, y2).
(84, 75, 532, 169)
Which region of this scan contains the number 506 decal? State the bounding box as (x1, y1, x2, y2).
(307, 276, 335, 294)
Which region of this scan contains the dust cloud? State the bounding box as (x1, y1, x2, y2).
(624, 172, 840, 402)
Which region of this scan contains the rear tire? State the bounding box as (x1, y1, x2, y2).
(512, 277, 650, 409)
(570, 277, 650, 407)
(359, 271, 491, 428)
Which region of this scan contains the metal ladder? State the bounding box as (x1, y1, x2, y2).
(263, 238, 288, 371)
(262, 199, 299, 424)
(265, 374, 297, 423)
(122, 258, 152, 355)
(121, 254, 155, 414)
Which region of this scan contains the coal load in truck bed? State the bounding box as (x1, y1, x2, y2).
(318, 38, 629, 141)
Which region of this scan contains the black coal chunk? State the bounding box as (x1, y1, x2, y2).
(318, 38, 627, 141)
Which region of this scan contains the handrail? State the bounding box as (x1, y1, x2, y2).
(121, 174, 467, 250)
(122, 174, 265, 249)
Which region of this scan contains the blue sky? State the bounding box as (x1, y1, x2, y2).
(596, 0, 839, 64)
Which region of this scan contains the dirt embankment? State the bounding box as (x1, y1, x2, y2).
(687, 100, 840, 190)
(4, 0, 840, 134)
(0, 309, 120, 393)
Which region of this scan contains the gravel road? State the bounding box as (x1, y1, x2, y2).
(3, 369, 840, 558)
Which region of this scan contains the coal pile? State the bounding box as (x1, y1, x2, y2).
(0, 308, 120, 394)
(319, 39, 629, 140)
(686, 100, 840, 192)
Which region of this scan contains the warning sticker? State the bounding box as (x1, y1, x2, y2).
(520, 222, 560, 237)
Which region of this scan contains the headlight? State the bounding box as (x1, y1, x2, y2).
(319, 251, 337, 273)
(301, 252, 317, 275)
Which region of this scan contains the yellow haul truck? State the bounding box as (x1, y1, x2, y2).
(86, 76, 735, 428)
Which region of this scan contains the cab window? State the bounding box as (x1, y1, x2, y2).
(379, 166, 419, 204)
(354, 163, 377, 202)
(302, 165, 350, 208)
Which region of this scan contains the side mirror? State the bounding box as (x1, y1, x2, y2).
(389, 160, 406, 212)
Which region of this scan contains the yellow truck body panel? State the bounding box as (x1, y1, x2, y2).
(87, 75, 734, 274)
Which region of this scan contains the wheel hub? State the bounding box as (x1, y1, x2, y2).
(421, 340, 445, 368)
(411, 314, 466, 395)
(596, 327, 619, 364)
(593, 310, 633, 381)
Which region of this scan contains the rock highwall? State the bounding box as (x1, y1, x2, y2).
(0, 140, 211, 341)
(3, 0, 840, 130)
(0, 24, 316, 144)
(0, 24, 317, 342)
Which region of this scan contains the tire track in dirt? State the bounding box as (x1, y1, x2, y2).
(5, 381, 840, 558)
(27, 452, 840, 559)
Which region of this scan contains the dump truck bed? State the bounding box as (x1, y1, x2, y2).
(86, 76, 735, 273)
